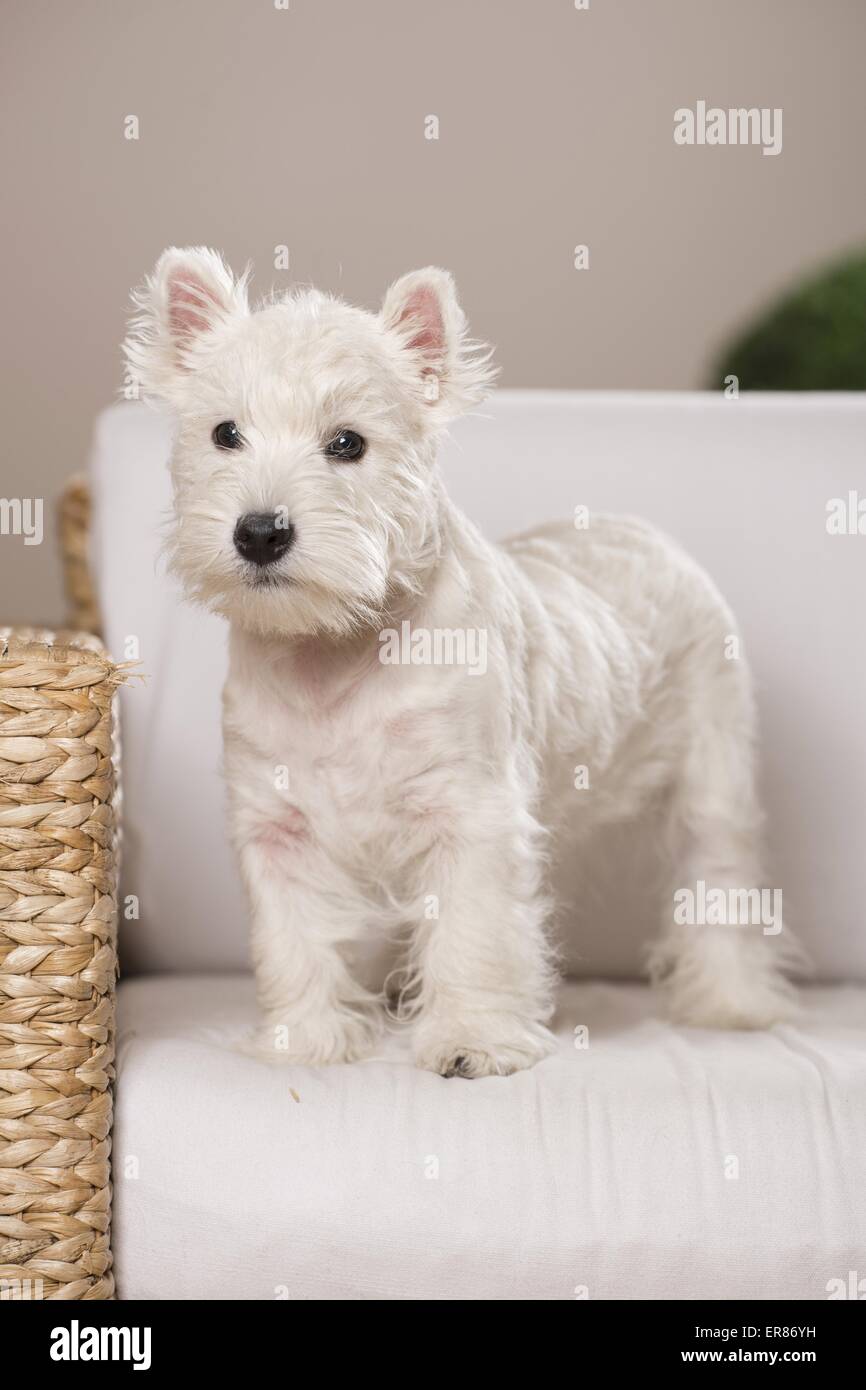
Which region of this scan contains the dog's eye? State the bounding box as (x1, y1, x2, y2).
(325, 429, 366, 462)
(212, 420, 244, 451)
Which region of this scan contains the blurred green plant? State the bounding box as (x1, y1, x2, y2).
(711, 249, 866, 390)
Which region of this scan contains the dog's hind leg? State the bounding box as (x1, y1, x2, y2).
(648, 647, 803, 1028)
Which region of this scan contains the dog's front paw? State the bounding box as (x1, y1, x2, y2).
(413, 1014, 556, 1078)
(238, 1007, 381, 1065)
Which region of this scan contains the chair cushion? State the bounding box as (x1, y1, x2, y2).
(112, 974, 866, 1300)
(89, 392, 866, 980)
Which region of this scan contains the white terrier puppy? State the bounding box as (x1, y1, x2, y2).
(125, 248, 798, 1076)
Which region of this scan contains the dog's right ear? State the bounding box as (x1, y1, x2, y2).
(124, 247, 249, 401)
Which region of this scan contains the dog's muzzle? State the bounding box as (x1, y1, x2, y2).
(233, 512, 295, 568)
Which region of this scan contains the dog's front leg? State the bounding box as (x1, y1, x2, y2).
(237, 835, 382, 1065)
(409, 805, 557, 1077)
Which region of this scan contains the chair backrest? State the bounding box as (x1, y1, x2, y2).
(89, 391, 866, 981)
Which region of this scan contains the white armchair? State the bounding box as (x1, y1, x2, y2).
(86, 391, 866, 1300)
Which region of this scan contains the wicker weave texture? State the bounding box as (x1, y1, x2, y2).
(59, 476, 101, 638)
(0, 632, 120, 1300)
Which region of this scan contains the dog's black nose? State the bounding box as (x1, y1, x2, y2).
(233, 512, 295, 567)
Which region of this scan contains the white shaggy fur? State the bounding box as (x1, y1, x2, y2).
(125, 248, 800, 1076)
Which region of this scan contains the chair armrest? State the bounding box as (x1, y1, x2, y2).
(0, 629, 122, 1301)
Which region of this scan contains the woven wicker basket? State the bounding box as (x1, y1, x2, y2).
(0, 628, 121, 1300)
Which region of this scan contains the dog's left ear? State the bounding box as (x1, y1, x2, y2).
(380, 268, 496, 419)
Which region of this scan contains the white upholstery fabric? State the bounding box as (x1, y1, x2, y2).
(89, 392, 866, 980)
(113, 974, 866, 1301)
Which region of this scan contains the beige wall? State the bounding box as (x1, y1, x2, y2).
(2, 0, 865, 624)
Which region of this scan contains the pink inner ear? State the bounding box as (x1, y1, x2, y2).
(167, 271, 219, 342)
(398, 285, 445, 357)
